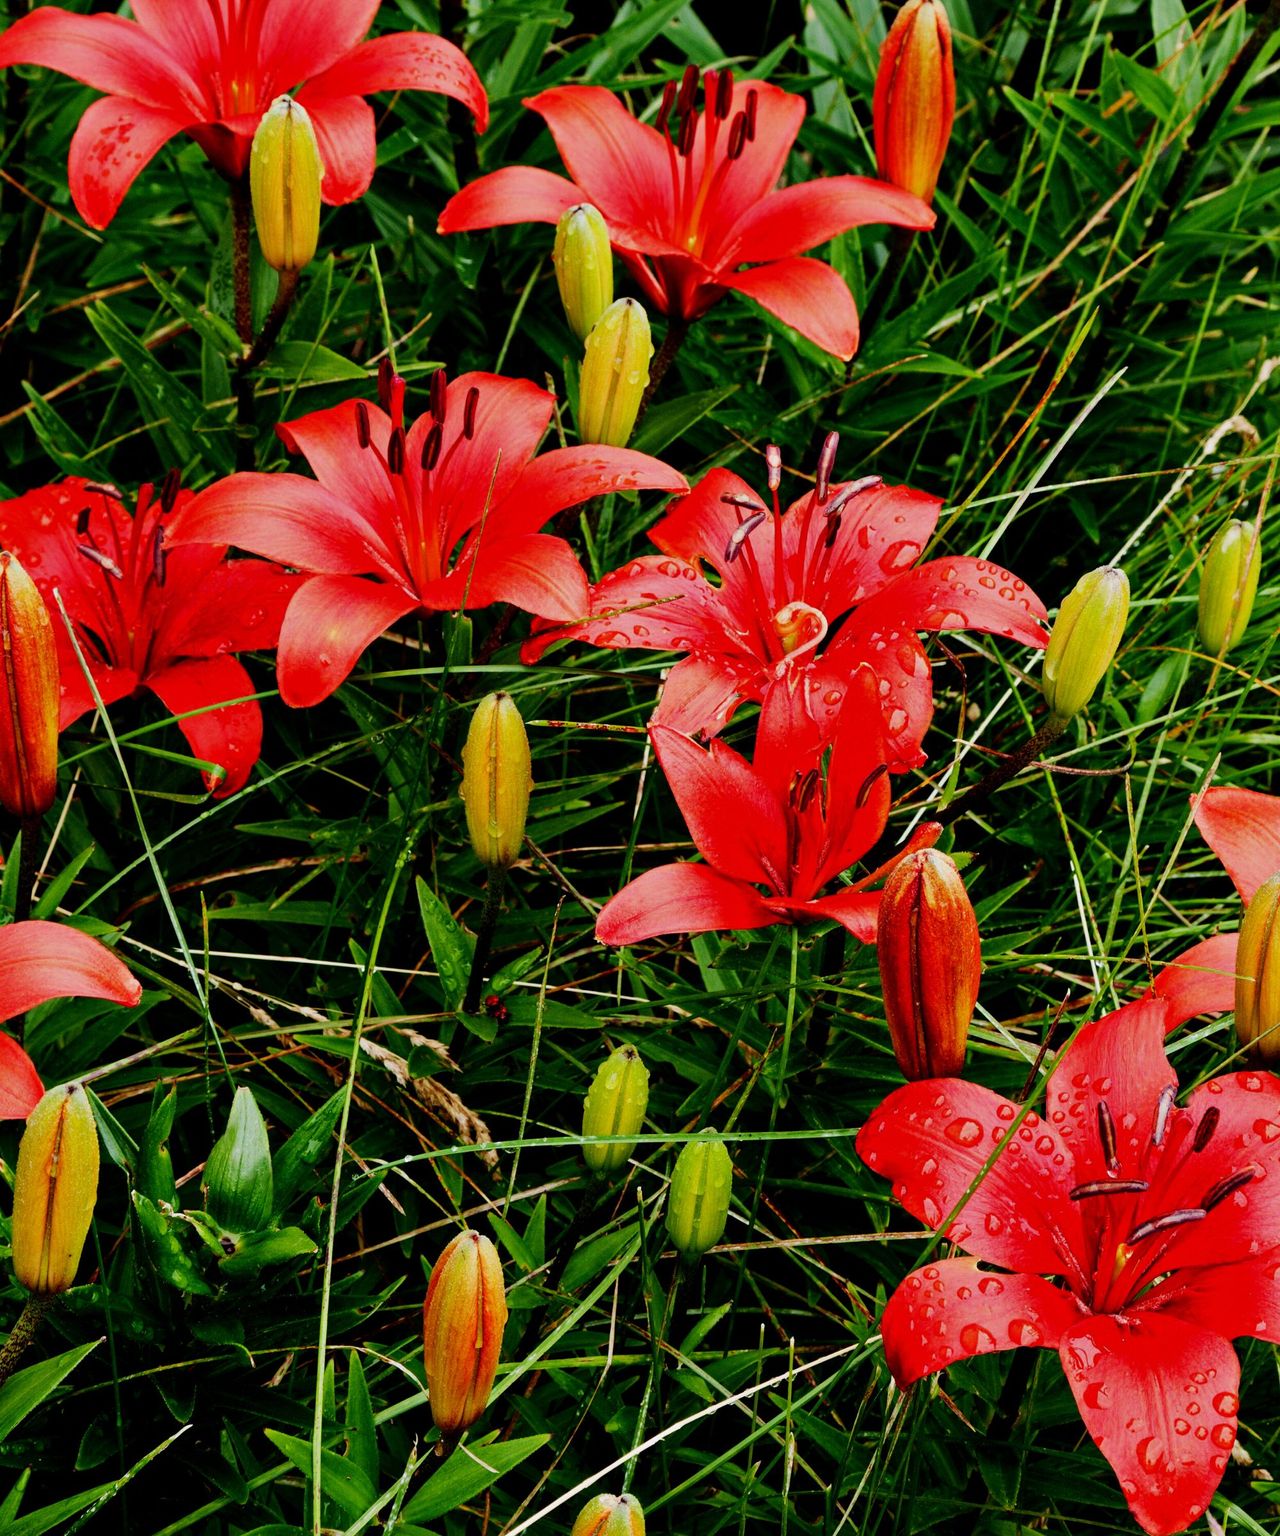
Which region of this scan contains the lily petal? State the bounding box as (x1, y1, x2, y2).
(68, 95, 193, 230)
(0, 8, 201, 111)
(299, 94, 377, 205)
(596, 863, 781, 946)
(302, 31, 488, 133)
(275, 575, 418, 708)
(726, 176, 934, 265)
(1149, 932, 1240, 1030)
(859, 555, 1049, 649)
(0, 1033, 43, 1121)
(496, 445, 687, 539)
(1153, 1246, 1280, 1345)
(146, 655, 265, 797)
(1191, 784, 1280, 903)
(437, 165, 584, 233)
(454, 533, 589, 621)
(720, 257, 860, 361)
(804, 888, 882, 941)
(259, 0, 381, 85)
(156, 558, 298, 659)
(650, 653, 749, 738)
(0, 920, 141, 1025)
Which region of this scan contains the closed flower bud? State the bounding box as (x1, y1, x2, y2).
(422, 1230, 508, 1438)
(0, 550, 58, 821)
(250, 95, 324, 273)
(572, 1494, 646, 1536)
(878, 849, 979, 1080)
(1197, 520, 1261, 657)
(873, 0, 956, 205)
(203, 1086, 274, 1234)
(666, 1134, 732, 1261)
(581, 1044, 649, 1174)
(577, 298, 652, 448)
(461, 692, 532, 870)
(1042, 566, 1129, 720)
(1236, 872, 1280, 1064)
(11, 1082, 99, 1294)
(553, 204, 614, 343)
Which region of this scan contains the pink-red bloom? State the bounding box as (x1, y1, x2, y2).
(1193, 784, 1280, 906)
(595, 679, 941, 946)
(437, 70, 934, 361)
(0, 920, 141, 1119)
(167, 370, 688, 708)
(525, 451, 1048, 771)
(860, 991, 1279, 1535)
(0, 1, 488, 229)
(0, 478, 298, 796)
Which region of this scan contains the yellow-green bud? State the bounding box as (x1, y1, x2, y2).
(581, 1044, 649, 1174)
(250, 95, 324, 274)
(422, 1230, 508, 1438)
(1197, 520, 1261, 657)
(1236, 872, 1280, 1064)
(461, 692, 532, 870)
(553, 204, 614, 343)
(1041, 565, 1129, 720)
(11, 1082, 100, 1294)
(577, 298, 652, 448)
(571, 1494, 646, 1536)
(665, 1134, 732, 1261)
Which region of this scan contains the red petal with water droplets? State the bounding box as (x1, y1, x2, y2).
(1059, 1312, 1239, 1536)
(815, 626, 933, 772)
(0, 920, 140, 1025)
(302, 30, 487, 132)
(720, 257, 859, 361)
(68, 95, 192, 229)
(275, 575, 417, 708)
(1152, 1247, 1280, 1345)
(814, 672, 891, 888)
(455, 533, 589, 622)
(56, 651, 138, 731)
(1149, 933, 1239, 1031)
(814, 479, 942, 613)
(882, 1257, 1078, 1386)
(156, 558, 299, 660)
(858, 555, 1049, 649)
(1191, 785, 1280, 903)
(437, 165, 584, 234)
(497, 445, 687, 540)
(651, 467, 764, 576)
(726, 176, 934, 265)
(147, 655, 263, 797)
(651, 726, 789, 891)
(857, 1079, 1083, 1274)
(302, 95, 377, 205)
(650, 654, 749, 738)
(595, 862, 781, 946)
(1043, 999, 1177, 1186)
(0, 1033, 43, 1121)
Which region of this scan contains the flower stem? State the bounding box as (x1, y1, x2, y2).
(851, 226, 916, 364)
(0, 1295, 54, 1390)
(241, 270, 298, 373)
(15, 810, 41, 926)
(462, 868, 506, 1015)
(230, 182, 253, 348)
(938, 715, 1066, 826)
(636, 315, 689, 426)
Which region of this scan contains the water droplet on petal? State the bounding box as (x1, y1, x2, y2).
(945, 1118, 983, 1147)
(959, 1322, 997, 1354)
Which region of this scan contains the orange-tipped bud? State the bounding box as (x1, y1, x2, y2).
(571, 1494, 646, 1536)
(878, 849, 980, 1080)
(1236, 872, 1280, 1064)
(10, 1082, 100, 1294)
(461, 692, 532, 870)
(422, 1229, 508, 1438)
(873, 0, 956, 205)
(0, 550, 58, 820)
(250, 95, 324, 273)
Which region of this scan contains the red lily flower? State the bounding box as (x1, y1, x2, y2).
(0, 919, 141, 1119)
(595, 678, 942, 946)
(437, 69, 934, 361)
(0, 0, 488, 229)
(0, 478, 298, 796)
(859, 995, 1280, 1535)
(1192, 784, 1280, 905)
(525, 448, 1049, 771)
(166, 369, 688, 708)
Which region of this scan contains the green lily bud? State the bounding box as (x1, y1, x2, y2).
(1041, 566, 1130, 720)
(138, 1081, 179, 1207)
(581, 1044, 649, 1174)
(250, 95, 324, 273)
(422, 1230, 507, 1438)
(11, 1082, 99, 1294)
(577, 298, 652, 448)
(553, 204, 613, 343)
(461, 692, 532, 871)
(1236, 872, 1280, 1064)
(666, 1134, 732, 1261)
(1197, 520, 1261, 657)
(571, 1494, 646, 1536)
(203, 1086, 274, 1234)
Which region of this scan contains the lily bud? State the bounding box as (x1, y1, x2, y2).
(1198, 520, 1261, 657)
(250, 95, 324, 273)
(571, 1494, 646, 1536)
(553, 204, 614, 343)
(666, 1134, 732, 1261)
(873, 0, 956, 205)
(1236, 872, 1280, 1064)
(878, 849, 979, 1080)
(461, 692, 532, 871)
(581, 1044, 649, 1174)
(11, 1082, 99, 1294)
(203, 1086, 274, 1235)
(422, 1229, 508, 1437)
(0, 550, 58, 820)
(1041, 565, 1130, 721)
(577, 298, 652, 448)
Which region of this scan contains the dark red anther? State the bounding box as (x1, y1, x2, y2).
(159, 467, 181, 514)
(1202, 1167, 1258, 1212)
(723, 510, 766, 563)
(377, 357, 394, 410)
(1193, 1107, 1220, 1153)
(1068, 1179, 1150, 1201)
(77, 544, 123, 579)
(75, 506, 91, 536)
(855, 763, 887, 809)
(1097, 1101, 1119, 1172)
(355, 401, 371, 449)
(463, 386, 480, 440)
(726, 112, 747, 162)
(745, 88, 758, 140)
(715, 68, 734, 120)
(677, 107, 697, 158)
(816, 431, 839, 504)
(387, 427, 406, 476)
(430, 367, 447, 423)
(676, 63, 698, 116)
(657, 78, 677, 136)
(823, 514, 842, 550)
(791, 767, 819, 813)
(1151, 1082, 1176, 1147)
(83, 482, 120, 500)
(719, 492, 767, 512)
(152, 525, 166, 588)
(1125, 1208, 1206, 1246)
(421, 423, 443, 471)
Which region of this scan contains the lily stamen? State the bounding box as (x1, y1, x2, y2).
(1068, 1178, 1150, 1201)
(1193, 1106, 1221, 1152)
(1125, 1208, 1206, 1245)
(1202, 1167, 1259, 1211)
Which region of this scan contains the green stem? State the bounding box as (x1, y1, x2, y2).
(15, 810, 40, 926)
(462, 868, 507, 1015)
(635, 315, 689, 426)
(0, 1295, 53, 1389)
(938, 714, 1067, 826)
(240, 269, 298, 374)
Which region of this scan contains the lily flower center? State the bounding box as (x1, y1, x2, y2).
(656, 66, 757, 259)
(202, 0, 274, 119)
(773, 601, 827, 659)
(74, 478, 175, 678)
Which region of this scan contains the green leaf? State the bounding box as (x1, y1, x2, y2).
(264, 1430, 377, 1522)
(261, 340, 367, 382)
(19, 385, 94, 477)
(205, 1087, 274, 1233)
(632, 385, 737, 456)
(86, 1087, 138, 1175)
(345, 1351, 379, 1491)
(218, 1227, 317, 1279)
(273, 1088, 346, 1215)
(415, 877, 474, 1009)
(4, 1486, 113, 1536)
(0, 1340, 99, 1443)
(400, 1434, 549, 1522)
